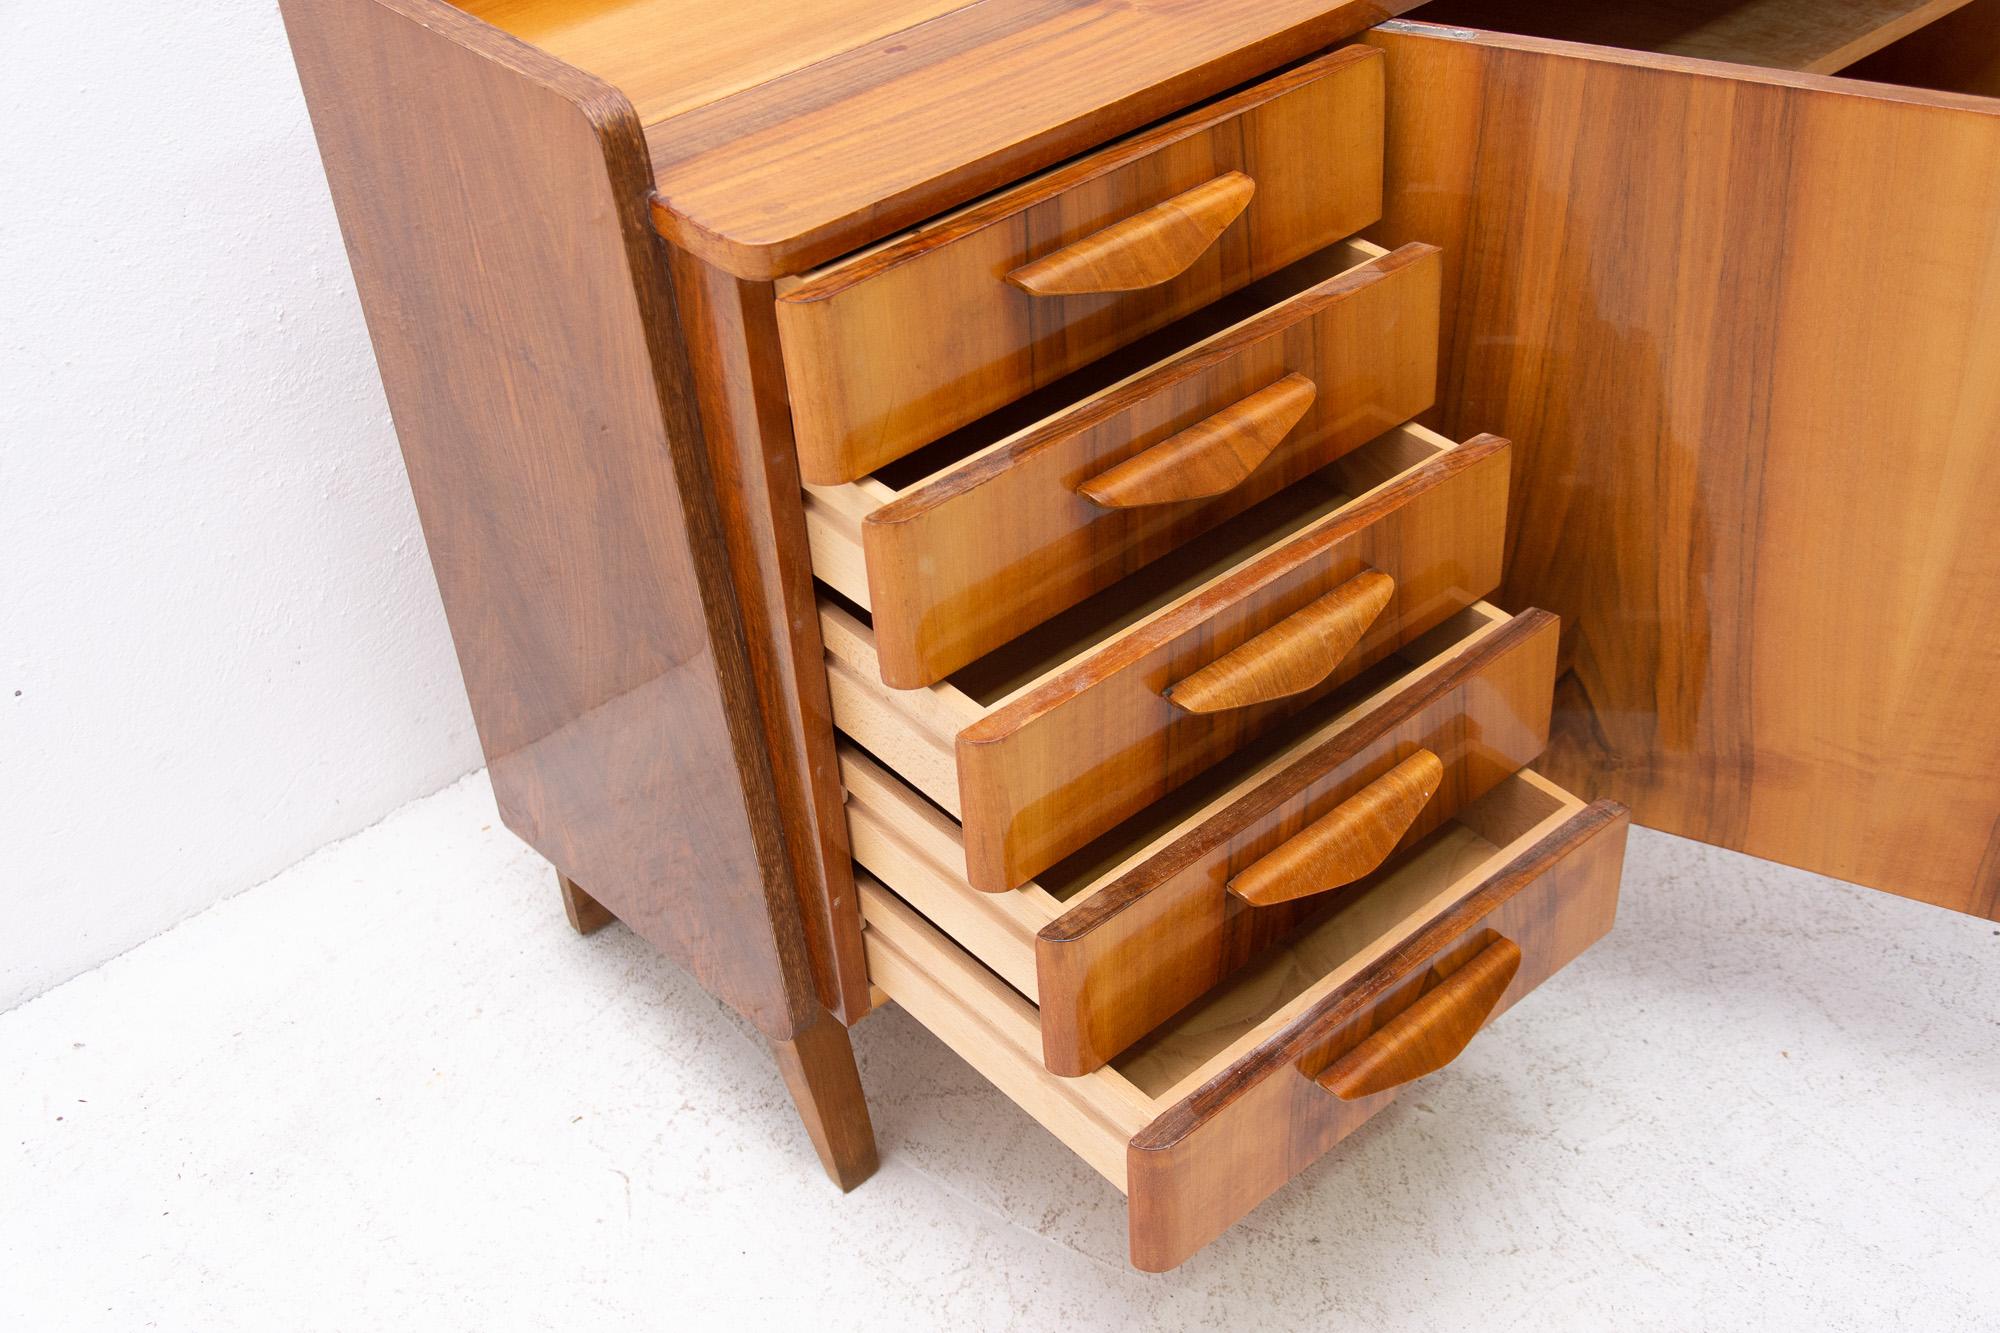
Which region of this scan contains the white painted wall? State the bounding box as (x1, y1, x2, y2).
(1, 3, 483, 1009)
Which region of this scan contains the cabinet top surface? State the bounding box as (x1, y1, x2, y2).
(461, 0, 1412, 278)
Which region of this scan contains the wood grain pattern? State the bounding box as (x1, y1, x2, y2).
(1369, 22, 2000, 919)
(280, 0, 823, 1037)
(1165, 569, 1396, 714)
(956, 433, 1510, 891)
(862, 771, 1626, 1269)
(1409, 0, 1978, 73)
(631, 1, 1418, 278)
(1315, 933, 1519, 1097)
(829, 241, 1441, 687)
(822, 428, 1453, 821)
(1229, 748, 1444, 906)
(838, 603, 1521, 1011)
(666, 250, 871, 1023)
(1078, 373, 1317, 509)
(771, 1007, 880, 1192)
(1006, 172, 1257, 296)
(459, 0, 974, 125)
(824, 428, 1508, 890)
(1109, 811, 1526, 1099)
(1037, 607, 1557, 1075)
(1125, 798, 1629, 1271)
(775, 49, 1387, 483)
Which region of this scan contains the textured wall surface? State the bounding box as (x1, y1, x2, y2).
(0, 2, 482, 1009)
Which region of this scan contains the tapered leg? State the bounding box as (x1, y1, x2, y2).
(771, 1008, 879, 1191)
(557, 872, 615, 936)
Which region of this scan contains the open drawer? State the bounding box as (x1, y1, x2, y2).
(775, 47, 1387, 484)
(844, 599, 1562, 1073)
(804, 237, 1442, 688)
(822, 422, 1510, 892)
(860, 768, 1630, 1270)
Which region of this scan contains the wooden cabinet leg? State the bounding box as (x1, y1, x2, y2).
(772, 1009, 879, 1192)
(557, 873, 615, 936)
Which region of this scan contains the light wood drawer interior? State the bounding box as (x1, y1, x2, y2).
(845, 599, 1566, 1072)
(774, 46, 1387, 484)
(860, 765, 1629, 1270)
(822, 421, 1510, 891)
(842, 602, 1518, 996)
(803, 237, 1443, 688)
(1404, 0, 1994, 77)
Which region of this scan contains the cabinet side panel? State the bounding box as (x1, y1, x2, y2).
(1369, 24, 2000, 919)
(668, 253, 871, 1023)
(280, 0, 820, 1031)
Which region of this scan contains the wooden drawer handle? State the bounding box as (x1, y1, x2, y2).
(1228, 749, 1444, 906)
(1076, 374, 1318, 509)
(1164, 569, 1395, 715)
(1317, 936, 1523, 1101)
(1004, 172, 1257, 297)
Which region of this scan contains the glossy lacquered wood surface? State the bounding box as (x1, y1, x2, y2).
(956, 434, 1510, 891)
(823, 429, 1511, 892)
(1409, 0, 1979, 73)
(810, 241, 1442, 687)
(1005, 171, 1258, 296)
(837, 603, 1522, 1009)
(620, 0, 1417, 278)
(458, 0, 974, 125)
(280, 0, 824, 1038)
(1037, 608, 1557, 1074)
(1228, 747, 1446, 906)
(666, 253, 871, 1022)
(1370, 22, 2000, 919)
(775, 49, 1388, 483)
(860, 773, 1627, 1271)
(1315, 933, 1519, 1099)
(1125, 796, 1629, 1271)
(1076, 372, 1319, 510)
(1164, 569, 1397, 714)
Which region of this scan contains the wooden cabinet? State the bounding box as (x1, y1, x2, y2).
(1366, 12, 2000, 918)
(805, 238, 1442, 687)
(774, 48, 1388, 483)
(282, 0, 2000, 1275)
(864, 774, 1628, 1272)
(842, 601, 1562, 1075)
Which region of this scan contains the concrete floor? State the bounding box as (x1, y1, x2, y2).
(4, 773, 1996, 1331)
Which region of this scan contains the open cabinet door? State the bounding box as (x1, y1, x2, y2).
(1365, 19, 2000, 918)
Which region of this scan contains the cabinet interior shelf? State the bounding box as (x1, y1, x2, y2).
(1408, 0, 1980, 74)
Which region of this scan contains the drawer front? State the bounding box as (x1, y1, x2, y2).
(1038, 608, 1558, 1076)
(960, 434, 1511, 891)
(1125, 799, 1630, 1272)
(776, 47, 1386, 484)
(864, 242, 1441, 687)
(837, 601, 1526, 1008)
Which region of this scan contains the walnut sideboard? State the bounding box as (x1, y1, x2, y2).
(282, 0, 2000, 1271)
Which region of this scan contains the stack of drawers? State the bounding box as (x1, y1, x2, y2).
(779, 46, 1633, 1269)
